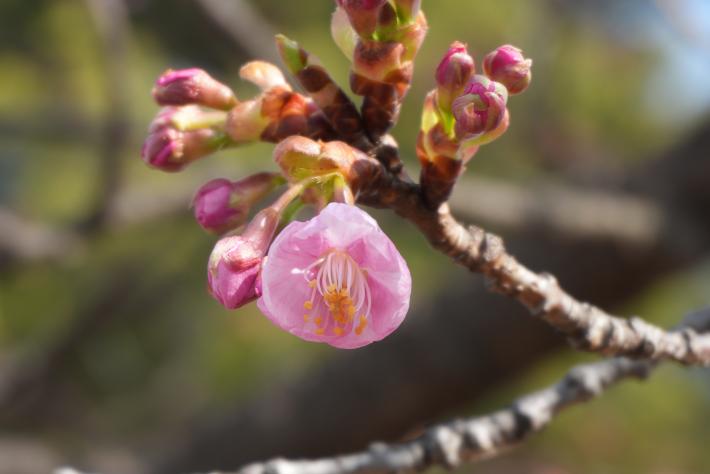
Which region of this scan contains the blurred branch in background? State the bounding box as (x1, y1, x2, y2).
(0, 264, 165, 428)
(194, 0, 279, 62)
(451, 177, 664, 248)
(0, 176, 666, 266)
(0, 208, 84, 264)
(80, 0, 131, 233)
(0, 0, 131, 264)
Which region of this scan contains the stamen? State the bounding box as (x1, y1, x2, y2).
(302, 249, 372, 337)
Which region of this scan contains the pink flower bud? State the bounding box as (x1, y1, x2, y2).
(482, 45, 532, 95)
(193, 173, 282, 234)
(452, 75, 510, 147)
(141, 107, 227, 172)
(435, 42, 475, 113)
(257, 202, 411, 349)
(152, 68, 237, 110)
(207, 208, 280, 309)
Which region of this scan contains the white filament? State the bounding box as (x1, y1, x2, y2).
(303, 250, 371, 323)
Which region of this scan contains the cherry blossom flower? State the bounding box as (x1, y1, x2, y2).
(258, 202, 411, 349)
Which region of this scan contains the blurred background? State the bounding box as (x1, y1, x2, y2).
(1, 0, 710, 473)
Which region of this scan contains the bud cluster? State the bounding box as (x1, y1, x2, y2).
(417, 42, 532, 206)
(139, 1, 532, 348)
(142, 64, 336, 172)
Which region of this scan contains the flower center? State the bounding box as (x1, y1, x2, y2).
(302, 249, 371, 337)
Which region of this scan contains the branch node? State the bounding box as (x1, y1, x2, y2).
(426, 424, 463, 468)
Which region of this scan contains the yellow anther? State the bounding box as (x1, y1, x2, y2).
(347, 306, 356, 316)
(355, 326, 364, 336)
(315, 328, 325, 335)
(303, 301, 313, 310)
(303, 314, 310, 322)
(308, 279, 317, 288)
(314, 316, 323, 326)
(333, 327, 344, 336)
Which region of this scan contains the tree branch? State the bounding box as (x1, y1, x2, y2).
(355, 153, 710, 366)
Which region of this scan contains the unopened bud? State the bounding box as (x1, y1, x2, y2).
(142, 107, 228, 172)
(239, 61, 290, 92)
(207, 208, 280, 309)
(417, 91, 459, 163)
(273, 136, 362, 185)
(152, 68, 237, 110)
(337, 0, 388, 38)
(225, 99, 270, 143)
(331, 6, 358, 61)
(397, 11, 428, 61)
(375, 1, 399, 40)
(393, 0, 421, 23)
(435, 42, 475, 114)
(352, 40, 405, 83)
(193, 173, 283, 234)
(452, 75, 509, 148)
(482, 44, 532, 95)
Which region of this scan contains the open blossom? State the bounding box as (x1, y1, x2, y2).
(258, 202, 411, 349)
(208, 208, 279, 309)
